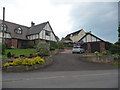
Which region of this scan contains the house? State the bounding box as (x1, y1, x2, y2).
(64, 29, 86, 43)
(64, 29, 111, 53)
(0, 20, 57, 48)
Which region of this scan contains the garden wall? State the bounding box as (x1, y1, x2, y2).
(80, 55, 114, 64)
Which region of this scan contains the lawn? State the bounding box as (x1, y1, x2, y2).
(5, 49, 37, 56)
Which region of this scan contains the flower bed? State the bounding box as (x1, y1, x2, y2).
(2, 56, 53, 72)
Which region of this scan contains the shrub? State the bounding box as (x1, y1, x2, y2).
(64, 42, 73, 47)
(94, 51, 99, 55)
(112, 62, 120, 66)
(102, 51, 107, 55)
(112, 54, 120, 60)
(7, 52, 12, 58)
(0, 43, 2, 54)
(58, 42, 64, 49)
(13, 58, 23, 65)
(33, 56, 45, 64)
(2, 43, 6, 55)
(36, 42, 50, 56)
(25, 43, 35, 49)
(22, 58, 35, 66)
(50, 42, 58, 51)
(3, 56, 45, 67)
(3, 63, 10, 67)
(109, 44, 120, 54)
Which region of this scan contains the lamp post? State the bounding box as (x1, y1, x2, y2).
(2, 7, 5, 43)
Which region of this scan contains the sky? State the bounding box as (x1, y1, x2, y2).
(0, 0, 119, 43)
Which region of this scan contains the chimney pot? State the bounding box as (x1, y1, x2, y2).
(31, 21, 35, 26)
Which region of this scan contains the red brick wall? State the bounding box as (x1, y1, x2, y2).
(17, 40, 21, 49)
(34, 39, 46, 45)
(87, 43, 91, 53)
(35, 40, 40, 45)
(5, 39, 12, 48)
(11, 39, 18, 48)
(99, 42, 106, 52)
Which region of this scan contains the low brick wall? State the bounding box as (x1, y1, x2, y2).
(80, 55, 114, 64)
(2, 57, 53, 72)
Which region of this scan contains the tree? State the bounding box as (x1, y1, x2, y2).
(115, 24, 120, 45)
(118, 23, 120, 42)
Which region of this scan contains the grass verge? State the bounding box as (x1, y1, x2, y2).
(5, 49, 37, 56)
(112, 62, 120, 66)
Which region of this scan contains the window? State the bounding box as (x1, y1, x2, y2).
(27, 36, 30, 39)
(15, 27, 22, 34)
(45, 30, 51, 36)
(0, 24, 7, 31)
(36, 34, 39, 39)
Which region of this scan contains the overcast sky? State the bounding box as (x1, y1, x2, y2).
(0, 0, 119, 43)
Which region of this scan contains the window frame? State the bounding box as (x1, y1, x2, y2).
(14, 27, 22, 35)
(45, 30, 51, 36)
(0, 24, 7, 31)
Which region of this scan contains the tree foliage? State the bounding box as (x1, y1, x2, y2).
(118, 23, 120, 42)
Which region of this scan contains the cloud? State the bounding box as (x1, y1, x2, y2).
(0, 1, 118, 43)
(69, 2, 118, 43)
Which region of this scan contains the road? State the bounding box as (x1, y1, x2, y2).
(2, 50, 118, 88)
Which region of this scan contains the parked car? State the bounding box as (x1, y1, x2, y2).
(72, 46, 85, 54)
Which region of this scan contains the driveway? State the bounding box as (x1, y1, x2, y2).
(31, 49, 117, 72)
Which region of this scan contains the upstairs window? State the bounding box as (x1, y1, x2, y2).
(0, 24, 7, 31)
(15, 27, 22, 34)
(45, 30, 51, 36)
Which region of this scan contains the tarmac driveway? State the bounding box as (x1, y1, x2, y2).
(33, 49, 118, 72)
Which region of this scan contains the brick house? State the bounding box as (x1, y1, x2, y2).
(64, 29, 111, 53)
(0, 20, 57, 48)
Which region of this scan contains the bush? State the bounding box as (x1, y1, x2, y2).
(58, 42, 64, 49)
(1, 43, 6, 55)
(112, 62, 120, 66)
(7, 52, 12, 58)
(64, 42, 73, 47)
(3, 63, 10, 67)
(22, 58, 35, 66)
(13, 58, 23, 65)
(36, 42, 50, 56)
(112, 54, 120, 60)
(25, 44, 35, 49)
(50, 42, 58, 51)
(3, 56, 45, 67)
(94, 51, 99, 55)
(33, 56, 45, 64)
(109, 44, 120, 54)
(102, 51, 107, 55)
(0, 43, 2, 54)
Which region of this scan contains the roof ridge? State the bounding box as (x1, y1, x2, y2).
(0, 19, 30, 28)
(33, 21, 48, 27)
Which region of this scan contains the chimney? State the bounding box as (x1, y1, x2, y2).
(31, 21, 35, 26)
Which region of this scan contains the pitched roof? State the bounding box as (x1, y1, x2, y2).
(0, 20, 30, 40)
(79, 32, 105, 42)
(28, 22, 48, 35)
(65, 29, 83, 40)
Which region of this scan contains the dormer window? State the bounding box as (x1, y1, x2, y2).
(15, 27, 22, 34)
(0, 24, 7, 31)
